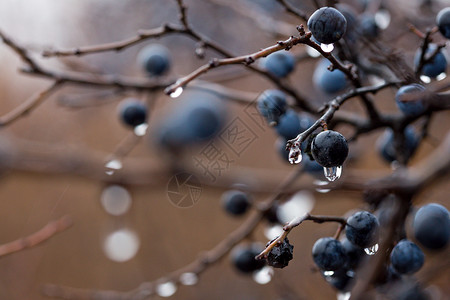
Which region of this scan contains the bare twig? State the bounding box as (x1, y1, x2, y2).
(42, 168, 305, 299)
(255, 213, 346, 260)
(0, 80, 63, 126)
(0, 215, 73, 258)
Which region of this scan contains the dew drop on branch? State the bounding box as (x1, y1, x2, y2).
(156, 282, 177, 297)
(134, 123, 148, 136)
(288, 144, 302, 164)
(323, 166, 342, 182)
(320, 43, 334, 53)
(252, 266, 274, 285)
(179, 273, 198, 286)
(169, 87, 183, 98)
(364, 243, 379, 256)
(105, 159, 123, 176)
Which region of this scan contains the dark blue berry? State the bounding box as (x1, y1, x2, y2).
(341, 238, 365, 269)
(413, 203, 449, 250)
(395, 84, 426, 116)
(313, 59, 348, 94)
(303, 154, 324, 174)
(311, 130, 349, 168)
(390, 240, 424, 274)
(323, 269, 355, 292)
(312, 237, 347, 271)
(231, 244, 266, 273)
(377, 126, 419, 163)
(263, 51, 296, 78)
(437, 7, 450, 39)
(266, 237, 294, 268)
(138, 44, 171, 76)
(156, 95, 225, 150)
(256, 90, 288, 126)
(221, 190, 251, 216)
(307, 7, 347, 44)
(118, 98, 147, 128)
(359, 14, 379, 38)
(345, 211, 379, 248)
(275, 109, 301, 140)
(414, 44, 447, 78)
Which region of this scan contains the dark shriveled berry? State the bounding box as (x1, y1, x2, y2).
(137, 44, 171, 76)
(221, 190, 251, 216)
(345, 211, 379, 248)
(390, 240, 424, 274)
(312, 237, 347, 271)
(311, 130, 349, 168)
(307, 7, 347, 44)
(266, 237, 294, 268)
(413, 203, 449, 250)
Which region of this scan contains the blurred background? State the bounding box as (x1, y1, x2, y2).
(0, 0, 448, 299)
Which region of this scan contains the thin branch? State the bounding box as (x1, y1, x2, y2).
(286, 81, 398, 155)
(0, 80, 63, 126)
(0, 215, 73, 258)
(42, 168, 305, 299)
(276, 0, 308, 22)
(42, 24, 185, 57)
(255, 213, 346, 260)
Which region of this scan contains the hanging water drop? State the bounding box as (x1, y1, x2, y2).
(288, 144, 302, 164)
(169, 87, 183, 98)
(105, 159, 123, 176)
(419, 75, 431, 84)
(306, 46, 321, 58)
(320, 43, 334, 53)
(375, 9, 391, 29)
(436, 72, 447, 81)
(323, 165, 342, 182)
(313, 180, 331, 193)
(134, 123, 148, 136)
(156, 282, 177, 297)
(252, 266, 274, 285)
(337, 292, 351, 300)
(364, 243, 379, 256)
(179, 272, 198, 286)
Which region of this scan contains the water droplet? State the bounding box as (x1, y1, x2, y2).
(375, 9, 390, 29)
(264, 224, 283, 240)
(323, 270, 334, 276)
(252, 266, 274, 285)
(313, 180, 331, 193)
(323, 166, 342, 182)
(100, 185, 132, 216)
(337, 292, 351, 300)
(364, 243, 379, 255)
(320, 43, 334, 53)
(436, 72, 447, 81)
(134, 123, 148, 136)
(277, 191, 315, 224)
(103, 229, 140, 262)
(156, 281, 177, 297)
(105, 159, 122, 175)
(288, 144, 302, 164)
(306, 46, 321, 58)
(179, 272, 198, 286)
(420, 75, 431, 83)
(169, 87, 183, 98)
